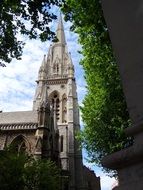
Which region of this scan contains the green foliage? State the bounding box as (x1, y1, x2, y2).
(24, 159, 60, 190)
(63, 0, 132, 166)
(0, 150, 25, 190)
(0, 149, 61, 190)
(0, 0, 64, 66)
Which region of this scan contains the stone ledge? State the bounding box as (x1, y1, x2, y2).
(113, 178, 143, 190)
(125, 122, 143, 136)
(102, 143, 143, 170)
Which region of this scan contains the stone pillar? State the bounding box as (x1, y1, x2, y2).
(101, 1, 143, 189)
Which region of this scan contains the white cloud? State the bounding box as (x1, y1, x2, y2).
(0, 33, 52, 111)
(100, 174, 116, 190)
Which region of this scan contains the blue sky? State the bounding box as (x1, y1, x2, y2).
(0, 15, 116, 190)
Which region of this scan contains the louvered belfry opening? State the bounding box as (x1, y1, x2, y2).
(50, 91, 60, 121)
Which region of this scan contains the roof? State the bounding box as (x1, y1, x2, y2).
(0, 123, 38, 131)
(0, 111, 38, 124)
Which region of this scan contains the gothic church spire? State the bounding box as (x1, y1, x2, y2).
(33, 14, 75, 110)
(56, 13, 66, 44)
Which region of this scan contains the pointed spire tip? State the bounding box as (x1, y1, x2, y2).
(56, 13, 66, 44)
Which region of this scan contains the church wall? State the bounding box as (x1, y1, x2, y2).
(47, 82, 69, 170)
(0, 130, 37, 155)
(48, 82, 67, 124)
(83, 166, 101, 190)
(0, 133, 6, 150)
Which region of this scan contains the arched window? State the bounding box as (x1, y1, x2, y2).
(60, 135, 64, 152)
(49, 91, 60, 121)
(55, 134, 59, 152)
(62, 94, 67, 123)
(53, 64, 59, 74)
(11, 135, 28, 153)
(53, 57, 60, 74)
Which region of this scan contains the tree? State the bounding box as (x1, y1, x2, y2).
(0, 150, 25, 190)
(24, 158, 61, 190)
(0, 0, 64, 67)
(62, 0, 132, 167)
(0, 150, 61, 190)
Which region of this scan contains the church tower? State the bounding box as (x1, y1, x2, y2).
(33, 15, 85, 190)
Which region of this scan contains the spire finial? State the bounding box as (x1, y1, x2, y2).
(56, 13, 66, 44)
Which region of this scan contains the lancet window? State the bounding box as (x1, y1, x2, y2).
(53, 57, 60, 74)
(49, 91, 60, 121)
(60, 135, 64, 152)
(62, 94, 67, 123)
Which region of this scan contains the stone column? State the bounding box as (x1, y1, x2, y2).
(101, 1, 143, 189)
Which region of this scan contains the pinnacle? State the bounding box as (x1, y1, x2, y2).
(56, 13, 66, 44)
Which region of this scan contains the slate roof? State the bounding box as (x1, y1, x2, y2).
(0, 111, 38, 124)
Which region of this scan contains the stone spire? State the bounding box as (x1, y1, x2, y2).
(38, 55, 47, 80)
(56, 13, 66, 44)
(37, 82, 50, 126)
(68, 52, 74, 78)
(40, 82, 49, 108)
(33, 14, 75, 110)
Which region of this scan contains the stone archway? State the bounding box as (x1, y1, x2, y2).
(10, 135, 30, 153)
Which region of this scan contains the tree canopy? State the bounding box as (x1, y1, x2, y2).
(0, 149, 61, 190)
(62, 0, 132, 168)
(0, 0, 63, 66)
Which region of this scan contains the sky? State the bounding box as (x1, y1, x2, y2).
(0, 15, 116, 190)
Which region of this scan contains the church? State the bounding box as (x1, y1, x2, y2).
(0, 15, 100, 190)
